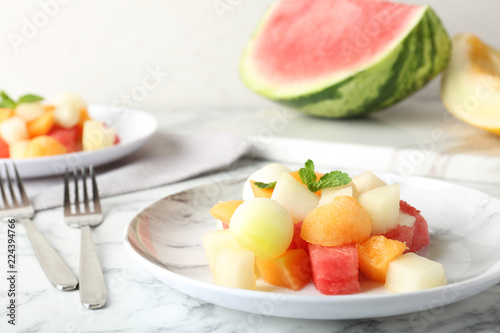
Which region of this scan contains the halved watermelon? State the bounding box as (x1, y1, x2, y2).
(240, 0, 451, 118)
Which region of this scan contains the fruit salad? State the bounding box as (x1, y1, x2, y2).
(0, 91, 118, 159)
(203, 160, 447, 295)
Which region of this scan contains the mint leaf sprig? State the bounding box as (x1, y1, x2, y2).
(298, 159, 351, 192)
(0, 91, 44, 109)
(253, 181, 276, 189)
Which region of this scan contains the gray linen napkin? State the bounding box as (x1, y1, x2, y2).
(24, 132, 251, 211)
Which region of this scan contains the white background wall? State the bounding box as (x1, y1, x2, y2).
(0, 0, 498, 111)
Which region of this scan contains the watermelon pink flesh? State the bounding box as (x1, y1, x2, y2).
(288, 222, 309, 254)
(48, 126, 80, 153)
(399, 200, 430, 253)
(308, 243, 360, 295)
(252, 0, 421, 83)
(0, 138, 9, 158)
(382, 224, 414, 253)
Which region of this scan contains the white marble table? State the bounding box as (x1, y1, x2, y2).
(1, 101, 500, 332)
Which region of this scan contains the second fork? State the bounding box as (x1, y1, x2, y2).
(64, 166, 106, 309)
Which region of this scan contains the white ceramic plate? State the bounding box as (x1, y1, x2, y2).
(123, 172, 500, 319)
(1, 105, 157, 178)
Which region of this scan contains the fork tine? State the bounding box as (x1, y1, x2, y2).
(13, 163, 29, 206)
(81, 167, 90, 212)
(4, 164, 18, 207)
(64, 169, 72, 216)
(72, 168, 80, 213)
(90, 166, 102, 214)
(0, 166, 7, 208)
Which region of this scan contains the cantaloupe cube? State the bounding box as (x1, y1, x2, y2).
(43, 105, 55, 112)
(385, 253, 447, 292)
(24, 135, 67, 157)
(256, 249, 311, 291)
(271, 172, 319, 223)
(214, 247, 256, 290)
(202, 229, 243, 273)
(250, 180, 274, 198)
(357, 183, 400, 235)
(301, 196, 371, 247)
(352, 171, 387, 194)
(356, 235, 407, 282)
(76, 108, 91, 139)
(209, 200, 244, 225)
(0, 108, 13, 123)
(27, 110, 55, 138)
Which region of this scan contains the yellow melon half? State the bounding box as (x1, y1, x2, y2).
(441, 33, 500, 135)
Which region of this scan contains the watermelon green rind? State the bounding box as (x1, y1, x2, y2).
(240, 5, 451, 118)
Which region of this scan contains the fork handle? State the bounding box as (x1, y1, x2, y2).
(22, 218, 79, 291)
(79, 225, 106, 309)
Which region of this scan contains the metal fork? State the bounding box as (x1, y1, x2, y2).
(0, 163, 78, 290)
(64, 166, 106, 309)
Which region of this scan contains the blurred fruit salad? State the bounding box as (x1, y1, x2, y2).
(0, 91, 118, 158)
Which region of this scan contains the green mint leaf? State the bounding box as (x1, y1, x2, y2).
(309, 171, 352, 192)
(299, 159, 317, 188)
(18, 94, 44, 104)
(253, 181, 276, 189)
(0, 91, 16, 109)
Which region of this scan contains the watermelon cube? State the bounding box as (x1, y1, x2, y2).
(256, 249, 311, 291)
(308, 243, 360, 295)
(382, 211, 416, 253)
(48, 125, 80, 153)
(0, 138, 9, 158)
(287, 222, 309, 254)
(400, 201, 430, 253)
(382, 225, 414, 253)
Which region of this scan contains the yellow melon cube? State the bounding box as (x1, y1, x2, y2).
(385, 253, 447, 292)
(214, 247, 256, 290)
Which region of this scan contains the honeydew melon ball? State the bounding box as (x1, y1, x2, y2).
(229, 198, 293, 260)
(0, 116, 29, 145)
(53, 92, 87, 128)
(15, 102, 44, 122)
(53, 92, 87, 110)
(242, 163, 292, 200)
